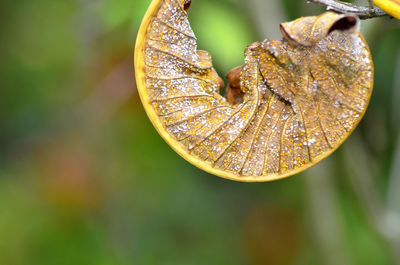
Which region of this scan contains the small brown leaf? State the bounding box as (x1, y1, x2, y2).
(226, 65, 244, 104)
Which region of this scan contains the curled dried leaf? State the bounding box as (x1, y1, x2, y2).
(135, 0, 373, 182)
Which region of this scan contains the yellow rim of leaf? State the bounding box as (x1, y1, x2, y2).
(134, 0, 374, 182)
(374, 0, 400, 19)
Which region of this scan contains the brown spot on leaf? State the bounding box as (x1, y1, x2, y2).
(183, 0, 191, 12)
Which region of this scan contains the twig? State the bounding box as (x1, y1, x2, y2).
(308, 0, 389, 19)
(304, 160, 351, 265)
(387, 51, 400, 239)
(343, 133, 400, 264)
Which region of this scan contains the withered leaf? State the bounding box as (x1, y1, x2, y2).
(135, 0, 373, 182)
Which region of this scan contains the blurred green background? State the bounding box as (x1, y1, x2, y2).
(1, 0, 400, 264)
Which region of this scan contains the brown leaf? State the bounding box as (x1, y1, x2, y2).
(134, 0, 373, 182)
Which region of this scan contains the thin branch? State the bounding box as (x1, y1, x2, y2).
(342, 134, 400, 264)
(308, 0, 389, 19)
(304, 160, 352, 265)
(387, 51, 400, 234)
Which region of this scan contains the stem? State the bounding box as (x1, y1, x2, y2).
(343, 134, 400, 264)
(308, 0, 389, 19)
(304, 160, 351, 265)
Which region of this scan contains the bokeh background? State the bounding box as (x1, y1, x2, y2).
(1, 0, 400, 264)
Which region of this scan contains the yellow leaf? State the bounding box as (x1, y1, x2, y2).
(135, 0, 374, 182)
(374, 0, 400, 19)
